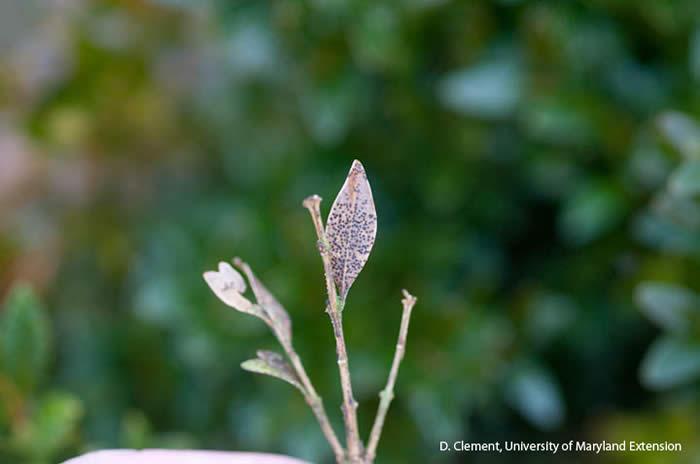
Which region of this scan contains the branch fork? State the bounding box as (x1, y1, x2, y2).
(205, 161, 416, 464)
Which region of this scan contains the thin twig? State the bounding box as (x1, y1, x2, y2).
(282, 340, 346, 463)
(304, 195, 363, 463)
(365, 290, 417, 463)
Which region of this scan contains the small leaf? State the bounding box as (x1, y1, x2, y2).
(234, 258, 292, 343)
(669, 160, 700, 198)
(241, 350, 303, 391)
(559, 181, 625, 245)
(205, 261, 246, 294)
(636, 282, 698, 333)
(437, 53, 522, 119)
(325, 160, 377, 299)
(657, 111, 700, 160)
(203, 262, 266, 321)
(0, 284, 51, 393)
(15, 392, 83, 460)
(640, 336, 700, 390)
(505, 364, 565, 431)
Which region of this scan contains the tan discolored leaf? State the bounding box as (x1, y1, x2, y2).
(203, 262, 267, 321)
(325, 160, 377, 299)
(234, 258, 292, 343)
(241, 350, 303, 391)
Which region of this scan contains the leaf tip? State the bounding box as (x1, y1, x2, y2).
(350, 159, 364, 170)
(240, 359, 256, 371)
(203, 261, 254, 313)
(349, 160, 369, 180)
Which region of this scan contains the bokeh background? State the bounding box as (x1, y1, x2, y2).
(2, 1, 700, 463)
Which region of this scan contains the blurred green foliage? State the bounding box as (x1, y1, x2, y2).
(0, 285, 82, 464)
(1, 0, 700, 463)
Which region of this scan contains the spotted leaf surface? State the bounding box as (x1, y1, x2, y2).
(325, 160, 377, 299)
(234, 258, 292, 343)
(241, 350, 303, 391)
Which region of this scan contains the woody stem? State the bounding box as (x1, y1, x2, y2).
(304, 195, 363, 463)
(281, 339, 346, 463)
(365, 290, 417, 463)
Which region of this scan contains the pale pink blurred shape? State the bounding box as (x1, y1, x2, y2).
(47, 156, 96, 207)
(0, 128, 38, 203)
(62, 450, 310, 464)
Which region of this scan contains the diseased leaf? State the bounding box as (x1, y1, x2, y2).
(234, 258, 292, 343)
(203, 262, 267, 321)
(325, 160, 377, 299)
(241, 350, 303, 391)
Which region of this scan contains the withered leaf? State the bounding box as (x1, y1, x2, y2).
(241, 350, 303, 391)
(234, 258, 292, 343)
(325, 160, 377, 299)
(203, 262, 267, 321)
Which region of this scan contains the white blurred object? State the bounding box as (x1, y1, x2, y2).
(63, 450, 309, 464)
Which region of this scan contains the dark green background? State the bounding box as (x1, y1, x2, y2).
(1, 1, 700, 463)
